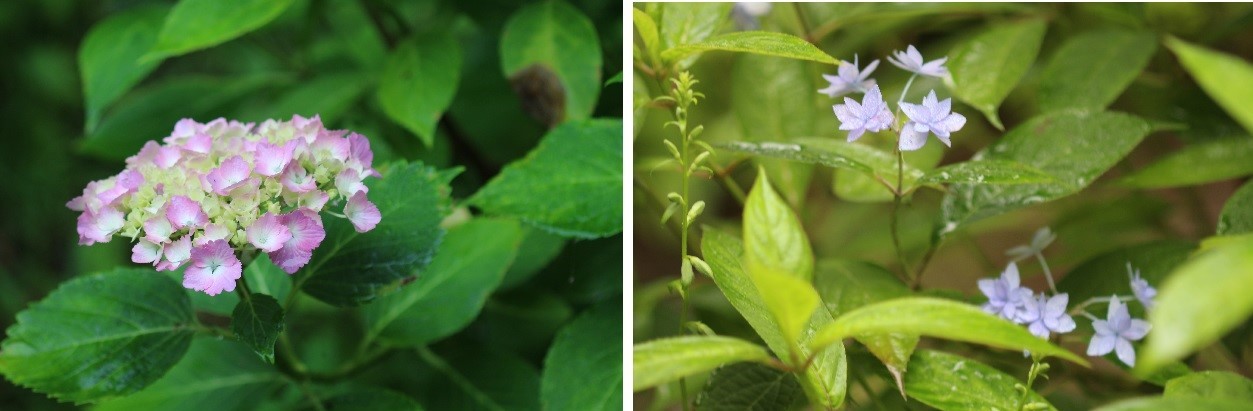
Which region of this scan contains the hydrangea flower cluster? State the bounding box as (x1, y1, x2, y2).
(978, 227, 1158, 366)
(822, 44, 966, 151)
(68, 115, 382, 296)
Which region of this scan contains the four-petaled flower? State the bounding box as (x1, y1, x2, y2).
(1007, 227, 1056, 262)
(833, 84, 894, 142)
(819, 55, 879, 98)
(899, 90, 966, 151)
(979, 262, 1033, 321)
(887, 45, 948, 78)
(1018, 292, 1076, 339)
(182, 240, 243, 296)
(1128, 262, 1157, 311)
(1087, 296, 1151, 367)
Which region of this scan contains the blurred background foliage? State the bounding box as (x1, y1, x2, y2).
(634, 2, 1253, 410)
(0, 0, 621, 409)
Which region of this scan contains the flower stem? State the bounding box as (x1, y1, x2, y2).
(898, 74, 919, 108)
(1034, 252, 1057, 294)
(891, 148, 914, 284)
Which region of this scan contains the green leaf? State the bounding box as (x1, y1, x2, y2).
(904, 350, 1056, 411)
(145, 0, 296, 60)
(729, 54, 824, 205)
(78, 4, 167, 132)
(379, 33, 462, 146)
(500, 0, 602, 125)
(663, 31, 838, 65)
(810, 297, 1088, 365)
(718, 138, 923, 192)
(1140, 235, 1253, 372)
(696, 362, 804, 411)
(81, 74, 283, 161)
(1056, 241, 1195, 307)
(1219, 180, 1253, 235)
(1092, 396, 1253, 411)
(414, 346, 540, 411)
(743, 169, 814, 282)
(499, 225, 566, 289)
(0, 268, 194, 403)
(633, 71, 650, 138)
(244, 254, 292, 304)
(813, 260, 917, 389)
(947, 19, 1047, 130)
(257, 72, 371, 125)
(653, 2, 731, 67)
(1037, 30, 1157, 113)
(320, 387, 424, 411)
(300, 162, 453, 307)
(940, 111, 1152, 237)
(542, 301, 622, 410)
(633, 336, 771, 391)
(633, 8, 661, 62)
(1166, 37, 1253, 136)
(701, 228, 847, 408)
(1121, 137, 1253, 189)
(469, 119, 622, 239)
(364, 218, 522, 347)
(1165, 371, 1253, 400)
(92, 337, 284, 411)
(918, 160, 1057, 186)
(230, 293, 283, 364)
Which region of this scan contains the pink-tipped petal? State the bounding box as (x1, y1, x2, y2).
(207, 155, 252, 195)
(280, 163, 317, 193)
(267, 210, 327, 274)
(166, 195, 208, 229)
(335, 169, 367, 196)
(248, 213, 293, 252)
(311, 133, 351, 162)
(131, 240, 163, 264)
(155, 145, 183, 169)
(184, 132, 212, 154)
(194, 223, 231, 246)
(345, 192, 381, 233)
(158, 235, 193, 271)
(143, 217, 176, 243)
(347, 133, 374, 168)
(182, 240, 242, 296)
(254, 141, 295, 177)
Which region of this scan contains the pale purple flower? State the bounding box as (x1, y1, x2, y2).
(182, 240, 242, 296)
(887, 45, 948, 78)
(166, 195, 208, 230)
(819, 56, 879, 98)
(1006, 227, 1056, 262)
(833, 84, 894, 142)
(1128, 263, 1156, 311)
(345, 192, 381, 233)
(206, 155, 252, 195)
(899, 90, 966, 151)
(1088, 296, 1151, 367)
(1018, 293, 1076, 339)
(248, 213, 293, 253)
(979, 262, 1033, 321)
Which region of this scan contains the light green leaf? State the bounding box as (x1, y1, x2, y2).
(145, 0, 296, 61)
(718, 139, 923, 192)
(810, 297, 1088, 365)
(300, 162, 453, 307)
(633, 336, 771, 391)
(1121, 137, 1253, 189)
(82, 74, 283, 161)
(542, 302, 622, 410)
(919, 160, 1057, 186)
(230, 293, 284, 364)
(701, 228, 847, 408)
(1165, 371, 1253, 400)
(499, 226, 566, 289)
(364, 218, 522, 346)
(93, 337, 284, 411)
(947, 19, 1047, 130)
(1037, 30, 1157, 113)
(730, 54, 823, 205)
(663, 31, 839, 65)
(79, 4, 167, 132)
(633, 71, 650, 138)
(379, 33, 462, 146)
(653, 2, 730, 67)
(632, 7, 660, 63)
(1166, 37, 1253, 136)
(696, 362, 804, 411)
(1219, 180, 1253, 235)
(321, 387, 425, 411)
(469, 119, 622, 239)
(904, 350, 1056, 411)
(743, 169, 814, 282)
(1092, 396, 1253, 411)
(500, 0, 602, 125)
(0, 268, 194, 403)
(814, 260, 917, 389)
(940, 111, 1152, 237)
(1140, 235, 1253, 373)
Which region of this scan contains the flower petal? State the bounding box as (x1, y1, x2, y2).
(1088, 334, 1116, 356)
(898, 123, 928, 151)
(1114, 338, 1136, 367)
(248, 212, 293, 252)
(345, 192, 382, 233)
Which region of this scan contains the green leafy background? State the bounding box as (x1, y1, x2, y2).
(0, 0, 622, 410)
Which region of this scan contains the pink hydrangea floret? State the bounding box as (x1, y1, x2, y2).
(68, 115, 381, 295)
